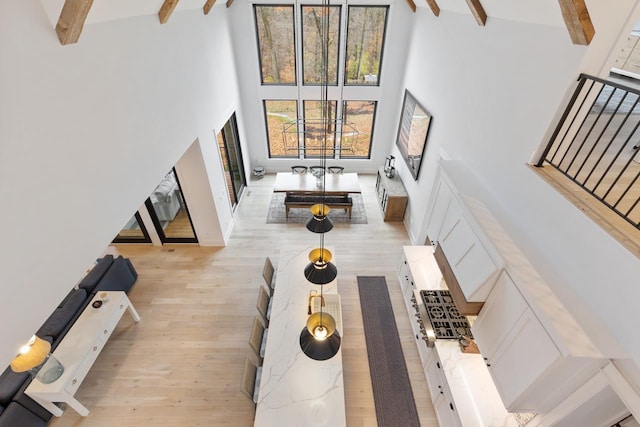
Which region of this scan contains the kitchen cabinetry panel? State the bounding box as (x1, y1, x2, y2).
(473, 271, 598, 413)
(426, 349, 463, 427)
(439, 203, 499, 302)
(425, 177, 453, 244)
(426, 171, 502, 303)
(471, 272, 527, 358)
(490, 309, 560, 409)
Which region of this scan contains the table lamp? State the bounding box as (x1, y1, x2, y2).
(10, 336, 64, 384)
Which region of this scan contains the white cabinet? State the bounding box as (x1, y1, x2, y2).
(425, 173, 501, 302)
(425, 177, 453, 244)
(425, 350, 462, 427)
(473, 271, 599, 413)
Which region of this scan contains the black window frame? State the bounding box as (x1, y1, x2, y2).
(339, 100, 377, 159)
(254, 4, 298, 86)
(263, 99, 300, 158)
(343, 5, 389, 87)
(300, 4, 342, 87)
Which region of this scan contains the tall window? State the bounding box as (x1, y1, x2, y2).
(255, 4, 389, 159)
(264, 100, 298, 157)
(304, 100, 337, 158)
(255, 6, 296, 84)
(341, 100, 376, 158)
(344, 6, 388, 85)
(302, 6, 341, 85)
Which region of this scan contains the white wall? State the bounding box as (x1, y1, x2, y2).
(399, 4, 640, 368)
(0, 0, 239, 367)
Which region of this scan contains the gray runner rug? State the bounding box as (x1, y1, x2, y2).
(357, 276, 421, 427)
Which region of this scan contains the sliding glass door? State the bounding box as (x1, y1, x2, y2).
(112, 212, 152, 243)
(217, 113, 246, 209)
(145, 169, 198, 243)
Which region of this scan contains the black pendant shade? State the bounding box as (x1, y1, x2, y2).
(306, 204, 333, 233)
(304, 261, 337, 285)
(299, 327, 341, 361)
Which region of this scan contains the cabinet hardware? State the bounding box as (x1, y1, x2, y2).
(436, 362, 441, 369)
(93, 346, 97, 351)
(72, 379, 77, 385)
(449, 402, 454, 411)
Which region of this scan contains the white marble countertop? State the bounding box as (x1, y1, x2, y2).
(253, 246, 346, 427)
(403, 245, 446, 290)
(435, 340, 519, 427)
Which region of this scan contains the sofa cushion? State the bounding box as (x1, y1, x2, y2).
(0, 404, 3, 415)
(78, 255, 114, 293)
(36, 288, 87, 339)
(93, 256, 137, 294)
(0, 402, 47, 427)
(0, 368, 29, 406)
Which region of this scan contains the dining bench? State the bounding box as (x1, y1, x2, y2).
(284, 192, 352, 219)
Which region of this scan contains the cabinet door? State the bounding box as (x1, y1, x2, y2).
(425, 352, 446, 404)
(488, 308, 561, 410)
(439, 204, 498, 301)
(472, 271, 528, 359)
(398, 256, 411, 294)
(426, 178, 453, 244)
(433, 387, 462, 427)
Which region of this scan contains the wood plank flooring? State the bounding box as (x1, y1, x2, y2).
(49, 174, 438, 427)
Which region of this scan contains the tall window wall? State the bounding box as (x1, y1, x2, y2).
(255, 3, 388, 159)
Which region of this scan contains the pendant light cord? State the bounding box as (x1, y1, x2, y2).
(319, 0, 331, 323)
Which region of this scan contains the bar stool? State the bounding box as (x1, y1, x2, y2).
(327, 166, 344, 174)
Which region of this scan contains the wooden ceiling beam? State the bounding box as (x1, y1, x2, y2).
(159, 0, 179, 24)
(225, 0, 234, 8)
(425, 0, 440, 17)
(465, 0, 487, 26)
(406, 0, 417, 13)
(55, 0, 94, 45)
(203, 0, 216, 15)
(557, 0, 595, 45)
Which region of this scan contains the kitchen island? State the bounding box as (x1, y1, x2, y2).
(254, 246, 345, 427)
(400, 245, 523, 427)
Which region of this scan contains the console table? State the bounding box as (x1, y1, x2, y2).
(375, 167, 408, 221)
(25, 291, 140, 417)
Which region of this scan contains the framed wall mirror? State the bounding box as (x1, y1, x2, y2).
(395, 89, 432, 180)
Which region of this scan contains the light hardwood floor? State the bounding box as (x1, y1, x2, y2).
(49, 173, 438, 427)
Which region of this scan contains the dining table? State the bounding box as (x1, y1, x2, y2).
(253, 245, 346, 427)
(273, 172, 361, 195)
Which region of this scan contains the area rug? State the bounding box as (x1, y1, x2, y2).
(266, 192, 368, 224)
(357, 276, 421, 427)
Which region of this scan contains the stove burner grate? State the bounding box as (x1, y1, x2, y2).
(420, 290, 473, 340)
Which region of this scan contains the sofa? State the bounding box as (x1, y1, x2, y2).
(0, 254, 138, 426)
(150, 173, 182, 221)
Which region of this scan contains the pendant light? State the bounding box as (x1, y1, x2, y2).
(300, 0, 341, 361)
(305, 204, 333, 233)
(304, 247, 337, 285)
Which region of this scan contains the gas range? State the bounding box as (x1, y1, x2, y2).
(420, 290, 473, 340)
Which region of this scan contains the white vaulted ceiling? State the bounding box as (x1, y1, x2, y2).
(39, 0, 206, 28)
(39, 0, 566, 30)
(430, 0, 565, 27)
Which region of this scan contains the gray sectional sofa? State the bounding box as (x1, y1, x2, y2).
(0, 254, 138, 426)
